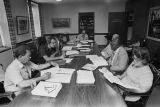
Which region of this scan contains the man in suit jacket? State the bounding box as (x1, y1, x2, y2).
(108, 36, 129, 75)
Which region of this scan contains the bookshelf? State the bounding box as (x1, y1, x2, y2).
(79, 12, 94, 40)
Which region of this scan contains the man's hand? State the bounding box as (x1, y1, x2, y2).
(42, 72, 51, 80)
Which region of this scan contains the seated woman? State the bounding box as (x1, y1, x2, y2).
(39, 36, 64, 63)
(119, 47, 153, 102)
(76, 30, 88, 41)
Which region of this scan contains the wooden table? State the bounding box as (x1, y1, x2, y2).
(9, 43, 127, 107)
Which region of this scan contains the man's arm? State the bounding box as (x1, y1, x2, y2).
(17, 72, 51, 88)
(43, 55, 64, 62)
(110, 52, 128, 73)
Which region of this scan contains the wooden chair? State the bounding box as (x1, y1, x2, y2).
(122, 63, 160, 107)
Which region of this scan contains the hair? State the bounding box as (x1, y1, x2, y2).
(133, 47, 151, 65)
(37, 36, 47, 46)
(14, 45, 31, 58)
(48, 36, 57, 43)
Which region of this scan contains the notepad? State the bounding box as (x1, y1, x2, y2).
(31, 81, 62, 97)
(76, 70, 95, 84)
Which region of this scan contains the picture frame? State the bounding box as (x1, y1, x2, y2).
(16, 16, 29, 35)
(147, 7, 160, 41)
(52, 18, 70, 28)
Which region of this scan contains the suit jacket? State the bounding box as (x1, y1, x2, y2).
(109, 46, 129, 74)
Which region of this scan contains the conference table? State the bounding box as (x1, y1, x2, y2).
(8, 43, 127, 107)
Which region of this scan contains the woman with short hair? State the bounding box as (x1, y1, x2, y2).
(119, 47, 153, 101)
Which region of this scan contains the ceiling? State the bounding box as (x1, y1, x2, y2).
(33, 0, 128, 4)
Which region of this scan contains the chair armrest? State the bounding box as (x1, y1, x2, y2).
(0, 92, 14, 98)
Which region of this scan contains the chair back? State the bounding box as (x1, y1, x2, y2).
(149, 63, 160, 88)
(0, 64, 4, 82)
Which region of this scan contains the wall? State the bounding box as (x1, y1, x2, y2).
(0, 0, 11, 47)
(10, 0, 32, 43)
(41, 1, 125, 34)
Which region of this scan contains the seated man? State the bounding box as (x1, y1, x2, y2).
(4, 45, 57, 96)
(76, 30, 89, 41)
(108, 35, 129, 75)
(39, 36, 64, 63)
(101, 34, 119, 60)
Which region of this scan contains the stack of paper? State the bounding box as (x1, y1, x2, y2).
(103, 72, 139, 90)
(31, 81, 62, 97)
(82, 64, 98, 71)
(76, 70, 95, 84)
(42, 68, 75, 83)
(66, 50, 79, 55)
(80, 40, 88, 44)
(62, 46, 72, 51)
(86, 55, 108, 66)
(86, 40, 93, 42)
(80, 49, 91, 52)
(77, 47, 90, 50)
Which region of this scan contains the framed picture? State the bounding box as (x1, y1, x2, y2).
(147, 7, 160, 41)
(16, 16, 29, 35)
(52, 18, 70, 28)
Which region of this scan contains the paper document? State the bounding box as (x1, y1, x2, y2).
(64, 58, 73, 63)
(99, 67, 110, 74)
(31, 81, 62, 97)
(77, 70, 95, 84)
(66, 50, 79, 55)
(41, 66, 59, 76)
(82, 64, 98, 71)
(62, 46, 73, 51)
(43, 68, 75, 83)
(81, 44, 90, 47)
(47, 73, 72, 83)
(86, 55, 108, 66)
(80, 40, 88, 44)
(103, 72, 139, 90)
(101, 51, 105, 57)
(77, 47, 90, 50)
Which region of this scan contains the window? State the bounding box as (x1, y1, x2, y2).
(31, 2, 41, 37)
(0, 0, 11, 47)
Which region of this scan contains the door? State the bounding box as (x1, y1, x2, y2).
(79, 12, 94, 40)
(108, 12, 127, 44)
